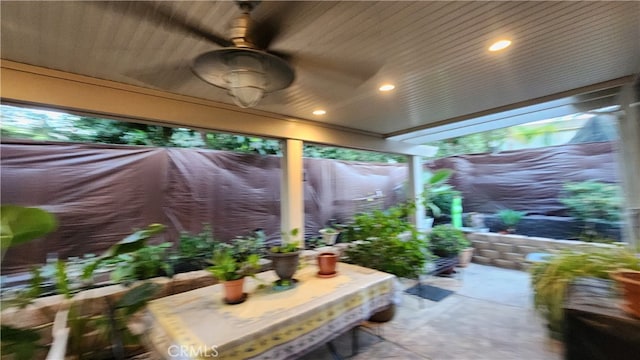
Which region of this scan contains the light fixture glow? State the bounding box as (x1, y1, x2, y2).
(379, 84, 395, 92)
(312, 109, 326, 116)
(224, 53, 266, 108)
(489, 39, 512, 52)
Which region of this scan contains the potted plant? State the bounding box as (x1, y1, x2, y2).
(1, 204, 58, 260)
(344, 230, 429, 322)
(319, 227, 339, 245)
(611, 269, 640, 318)
(208, 246, 260, 304)
(497, 209, 525, 234)
(268, 228, 301, 289)
(530, 247, 640, 339)
(429, 225, 468, 258)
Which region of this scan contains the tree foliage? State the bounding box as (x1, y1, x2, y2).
(425, 128, 508, 158)
(1, 105, 404, 163)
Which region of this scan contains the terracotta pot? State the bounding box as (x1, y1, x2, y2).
(223, 277, 245, 303)
(458, 247, 474, 267)
(611, 269, 640, 318)
(317, 252, 338, 275)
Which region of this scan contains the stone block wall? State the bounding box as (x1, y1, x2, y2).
(467, 232, 616, 270)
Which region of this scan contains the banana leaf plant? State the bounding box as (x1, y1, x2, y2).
(0, 204, 57, 259)
(422, 168, 454, 218)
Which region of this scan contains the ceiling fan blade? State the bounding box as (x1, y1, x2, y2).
(124, 62, 195, 92)
(249, 1, 303, 51)
(293, 55, 383, 89)
(95, 1, 233, 48)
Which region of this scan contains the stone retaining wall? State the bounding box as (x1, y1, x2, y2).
(0, 270, 218, 346)
(467, 232, 616, 270)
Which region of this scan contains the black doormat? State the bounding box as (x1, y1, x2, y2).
(405, 284, 454, 302)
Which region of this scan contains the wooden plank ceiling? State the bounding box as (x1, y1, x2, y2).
(1, 1, 638, 138)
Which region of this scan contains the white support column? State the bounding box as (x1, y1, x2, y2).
(616, 79, 640, 250)
(281, 139, 305, 247)
(408, 155, 426, 230)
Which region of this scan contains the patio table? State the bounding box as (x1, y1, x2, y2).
(144, 263, 396, 360)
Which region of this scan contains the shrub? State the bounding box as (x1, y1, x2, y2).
(429, 225, 469, 257)
(342, 202, 415, 242)
(560, 181, 622, 241)
(560, 181, 622, 222)
(344, 234, 429, 278)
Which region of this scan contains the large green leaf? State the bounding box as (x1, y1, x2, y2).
(1, 205, 57, 250)
(102, 223, 166, 257)
(82, 223, 166, 280)
(423, 169, 453, 186)
(115, 282, 160, 315)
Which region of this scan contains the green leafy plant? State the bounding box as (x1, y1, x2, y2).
(66, 282, 160, 359)
(54, 259, 72, 299)
(172, 225, 217, 271)
(497, 209, 525, 232)
(82, 223, 166, 280)
(208, 231, 264, 281)
(208, 248, 260, 281)
(342, 202, 416, 242)
(0, 204, 57, 258)
(422, 169, 455, 218)
(344, 234, 429, 278)
(560, 181, 622, 241)
(429, 225, 469, 257)
(320, 227, 338, 236)
(110, 242, 174, 283)
(531, 247, 640, 339)
(0, 325, 47, 360)
(270, 228, 300, 253)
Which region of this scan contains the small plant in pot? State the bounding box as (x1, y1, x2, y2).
(429, 225, 469, 271)
(497, 209, 525, 234)
(429, 225, 468, 258)
(208, 246, 260, 305)
(319, 227, 339, 245)
(268, 228, 301, 290)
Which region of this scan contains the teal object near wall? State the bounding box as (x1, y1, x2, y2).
(451, 196, 463, 228)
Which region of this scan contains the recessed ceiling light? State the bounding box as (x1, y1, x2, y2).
(379, 84, 395, 92)
(489, 39, 512, 52)
(312, 109, 326, 116)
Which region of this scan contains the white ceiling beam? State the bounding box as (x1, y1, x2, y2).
(0, 60, 436, 157)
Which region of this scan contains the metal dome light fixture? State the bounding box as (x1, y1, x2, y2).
(192, 2, 294, 108)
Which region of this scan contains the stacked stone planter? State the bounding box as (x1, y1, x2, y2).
(467, 232, 617, 270)
(0, 270, 218, 348)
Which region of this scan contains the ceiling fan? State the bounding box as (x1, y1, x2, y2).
(103, 1, 380, 109)
(191, 1, 295, 108)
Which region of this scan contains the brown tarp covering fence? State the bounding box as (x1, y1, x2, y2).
(427, 141, 619, 216)
(1, 141, 407, 273)
(1, 140, 619, 273)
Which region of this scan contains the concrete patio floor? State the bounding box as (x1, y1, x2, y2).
(300, 263, 564, 360)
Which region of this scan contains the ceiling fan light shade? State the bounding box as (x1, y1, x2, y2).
(225, 53, 266, 108)
(192, 48, 295, 108)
